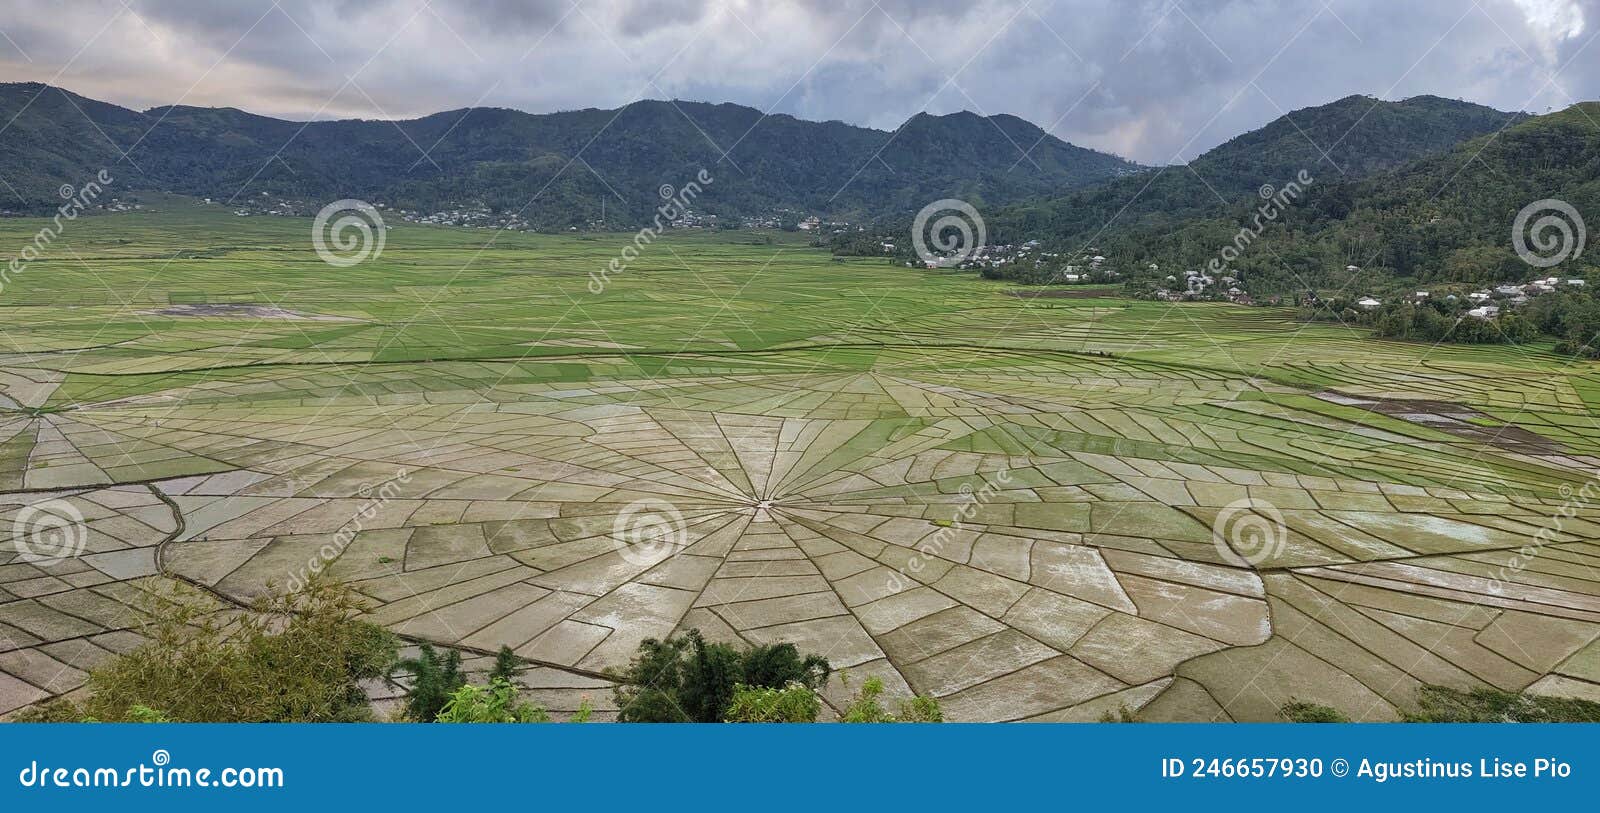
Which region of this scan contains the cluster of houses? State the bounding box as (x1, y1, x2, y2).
(908, 241, 1132, 283)
(3, 196, 145, 217)
(795, 214, 861, 235)
(230, 198, 537, 231)
(740, 212, 793, 229)
(971, 240, 1045, 271)
(217, 193, 736, 233)
(1353, 275, 1587, 319)
(100, 198, 143, 213)
(396, 204, 531, 231)
(1154, 265, 1254, 303)
(221, 192, 301, 218)
(1055, 252, 1114, 282)
(904, 240, 1116, 278)
(1465, 276, 1586, 318)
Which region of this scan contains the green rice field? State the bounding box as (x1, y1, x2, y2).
(2, 202, 1598, 721)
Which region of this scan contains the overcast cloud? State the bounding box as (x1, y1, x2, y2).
(1, 0, 1597, 164)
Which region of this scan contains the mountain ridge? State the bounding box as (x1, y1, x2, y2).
(985, 93, 1527, 248)
(1139, 99, 1600, 290)
(0, 82, 1143, 226)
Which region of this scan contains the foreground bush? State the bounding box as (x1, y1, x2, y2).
(436, 678, 551, 722)
(1280, 701, 1350, 722)
(18, 578, 397, 722)
(433, 678, 593, 723)
(1278, 686, 1600, 723)
(393, 643, 465, 722)
(1402, 686, 1600, 722)
(841, 677, 943, 723)
(725, 682, 823, 722)
(612, 629, 831, 722)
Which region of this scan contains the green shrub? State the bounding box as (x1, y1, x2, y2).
(840, 677, 943, 723)
(394, 643, 465, 722)
(1280, 687, 1600, 722)
(571, 696, 594, 723)
(435, 678, 550, 722)
(1281, 701, 1351, 722)
(488, 645, 522, 684)
(124, 705, 172, 723)
(18, 577, 397, 722)
(11, 699, 87, 722)
(725, 682, 822, 722)
(1403, 686, 1600, 722)
(896, 694, 945, 723)
(14, 701, 172, 723)
(612, 629, 831, 722)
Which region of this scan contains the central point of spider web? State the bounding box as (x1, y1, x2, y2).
(754, 499, 774, 509)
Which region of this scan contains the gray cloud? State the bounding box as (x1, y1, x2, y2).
(0, 0, 1595, 163)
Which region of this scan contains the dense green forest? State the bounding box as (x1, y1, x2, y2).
(1100, 103, 1599, 292)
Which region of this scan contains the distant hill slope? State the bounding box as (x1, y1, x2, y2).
(989, 94, 1525, 246)
(1121, 100, 1600, 293)
(0, 83, 1142, 226)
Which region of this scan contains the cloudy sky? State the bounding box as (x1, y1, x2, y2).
(1, 0, 1596, 164)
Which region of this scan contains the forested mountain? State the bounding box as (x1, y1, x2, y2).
(990, 100, 1596, 354)
(987, 94, 1525, 246)
(0, 82, 1141, 226)
(1068, 101, 1599, 294)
